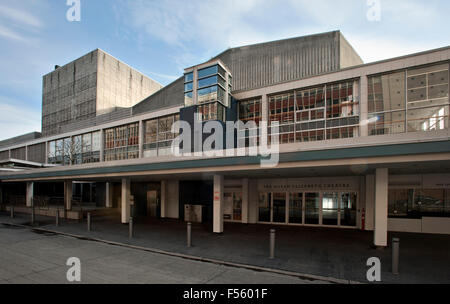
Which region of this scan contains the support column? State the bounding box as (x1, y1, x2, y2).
(44, 142, 49, 165)
(100, 129, 104, 162)
(64, 181, 73, 211)
(105, 182, 113, 208)
(139, 120, 144, 159)
(242, 178, 249, 224)
(374, 168, 389, 247)
(213, 175, 224, 234)
(360, 75, 369, 137)
(26, 182, 34, 207)
(121, 178, 131, 224)
(160, 180, 167, 218)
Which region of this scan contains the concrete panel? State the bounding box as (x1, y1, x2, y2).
(388, 218, 422, 233)
(166, 180, 179, 219)
(374, 168, 388, 246)
(422, 217, 450, 235)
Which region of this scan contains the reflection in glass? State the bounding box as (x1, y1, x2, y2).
(259, 193, 270, 222)
(272, 193, 286, 223)
(322, 192, 338, 226)
(289, 193, 303, 224)
(305, 193, 319, 224)
(341, 192, 357, 226)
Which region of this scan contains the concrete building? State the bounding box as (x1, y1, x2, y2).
(42, 49, 163, 136)
(1, 31, 450, 248)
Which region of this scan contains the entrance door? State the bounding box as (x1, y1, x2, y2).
(289, 193, 303, 224)
(322, 192, 339, 226)
(340, 192, 357, 227)
(305, 192, 320, 225)
(258, 193, 271, 222)
(146, 190, 158, 218)
(272, 193, 286, 223)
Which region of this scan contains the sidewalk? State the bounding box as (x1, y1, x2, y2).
(1, 210, 449, 284)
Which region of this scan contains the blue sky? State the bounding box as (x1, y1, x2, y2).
(0, 0, 449, 140)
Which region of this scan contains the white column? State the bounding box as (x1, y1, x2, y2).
(105, 182, 113, 208)
(374, 168, 389, 247)
(26, 182, 34, 207)
(160, 180, 167, 218)
(213, 175, 224, 234)
(360, 75, 369, 137)
(64, 181, 73, 211)
(365, 175, 375, 231)
(121, 178, 131, 224)
(44, 142, 49, 165)
(99, 129, 104, 162)
(242, 178, 249, 224)
(139, 121, 144, 159)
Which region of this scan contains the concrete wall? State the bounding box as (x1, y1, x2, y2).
(42, 49, 162, 137)
(27, 143, 46, 163)
(166, 180, 179, 219)
(96, 49, 162, 116)
(0, 132, 42, 150)
(339, 34, 364, 69)
(216, 31, 360, 92)
(132, 77, 184, 115)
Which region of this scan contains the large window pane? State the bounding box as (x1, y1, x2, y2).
(368, 72, 406, 113)
(198, 65, 218, 79)
(322, 193, 338, 226)
(272, 192, 286, 223)
(407, 106, 448, 132)
(368, 111, 406, 135)
(289, 193, 303, 224)
(259, 193, 270, 222)
(341, 192, 357, 226)
(305, 193, 319, 224)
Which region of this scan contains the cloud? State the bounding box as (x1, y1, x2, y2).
(0, 5, 43, 29)
(0, 24, 26, 41)
(0, 96, 41, 141)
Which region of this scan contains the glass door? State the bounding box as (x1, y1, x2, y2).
(272, 193, 286, 223)
(258, 193, 271, 222)
(322, 192, 339, 226)
(305, 192, 320, 224)
(340, 192, 357, 226)
(289, 193, 303, 224)
(233, 192, 242, 221)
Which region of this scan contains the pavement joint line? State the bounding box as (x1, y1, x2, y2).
(0, 221, 362, 285)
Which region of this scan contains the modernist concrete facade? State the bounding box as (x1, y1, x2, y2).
(42, 49, 163, 136)
(1, 31, 450, 248)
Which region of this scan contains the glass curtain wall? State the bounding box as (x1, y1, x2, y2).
(368, 63, 449, 136)
(268, 80, 359, 144)
(144, 114, 180, 157)
(238, 97, 262, 147)
(48, 131, 101, 165)
(103, 123, 139, 161)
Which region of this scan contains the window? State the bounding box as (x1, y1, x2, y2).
(198, 65, 218, 79)
(369, 63, 449, 136)
(143, 114, 179, 157)
(104, 123, 140, 161)
(267, 80, 359, 144)
(389, 189, 450, 218)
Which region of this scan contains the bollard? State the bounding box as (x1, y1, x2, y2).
(187, 222, 192, 248)
(392, 238, 400, 275)
(87, 212, 91, 231)
(270, 229, 276, 259)
(31, 204, 35, 226)
(55, 209, 59, 227)
(129, 217, 133, 238)
(10, 206, 14, 219)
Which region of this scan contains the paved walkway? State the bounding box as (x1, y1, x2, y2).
(1, 211, 449, 284)
(0, 225, 316, 284)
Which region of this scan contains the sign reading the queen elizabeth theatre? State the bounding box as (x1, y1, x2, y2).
(257, 177, 360, 192)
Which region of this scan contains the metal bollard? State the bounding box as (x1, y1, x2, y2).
(187, 222, 192, 248)
(31, 205, 35, 226)
(55, 209, 59, 227)
(270, 229, 276, 259)
(87, 212, 91, 231)
(129, 217, 133, 238)
(10, 206, 14, 219)
(392, 238, 400, 275)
